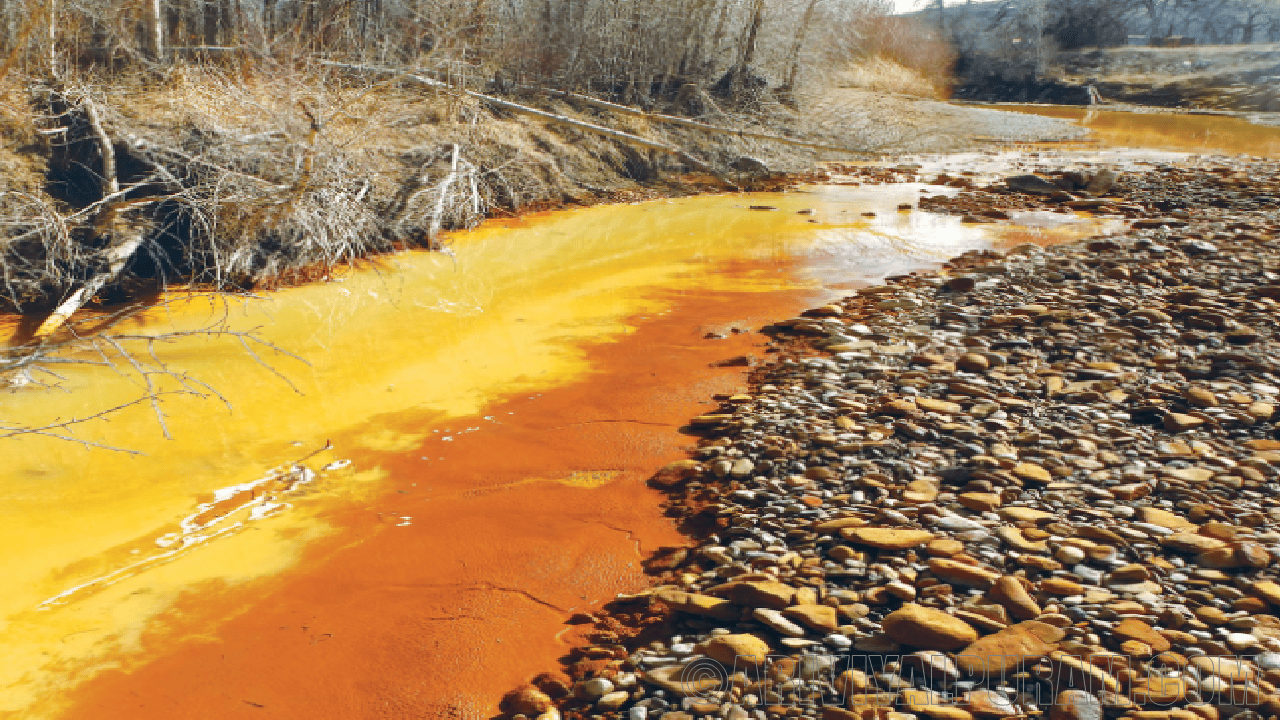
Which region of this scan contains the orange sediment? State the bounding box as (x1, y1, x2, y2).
(51, 269, 818, 719)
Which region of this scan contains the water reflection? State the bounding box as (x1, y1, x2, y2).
(999, 104, 1280, 158)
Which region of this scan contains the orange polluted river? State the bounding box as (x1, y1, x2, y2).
(0, 184, 1112, 719)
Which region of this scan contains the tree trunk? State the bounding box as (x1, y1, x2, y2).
(47, 0, 57, 73)
(263, 0, 276, 45)
(708, 0, 733, 69)
(143, 0, 163, 60)
(737, 0, 766, 70)
(784, 0, 821, 90)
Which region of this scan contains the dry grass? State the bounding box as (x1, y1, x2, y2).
(836, 15, 956, 99)
(837, 55, 949, 98)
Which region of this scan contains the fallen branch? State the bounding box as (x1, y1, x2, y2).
(34, 97, 153, 337)
(541, 88, 872, 156)
(4, 298, 309, 452)
(34, 211, 149, 337)
(430, 143, 460, 241)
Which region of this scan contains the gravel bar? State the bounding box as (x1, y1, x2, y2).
(502, 158, 1280, 720)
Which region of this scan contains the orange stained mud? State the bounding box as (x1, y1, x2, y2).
(1000, 104, 1280, 158)
(0, 186, 1106, 720)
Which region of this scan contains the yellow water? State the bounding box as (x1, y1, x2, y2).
(1000, 104, 1280, 158)
(0, 185, 1110, 716)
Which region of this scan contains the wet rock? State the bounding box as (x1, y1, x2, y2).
(506, 685, 555, 716)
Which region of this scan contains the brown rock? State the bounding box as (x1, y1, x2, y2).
(650, 459, 703, 488)
(999, 506, 1056, 524)
(988, 576, 1042, 620)
(1129, 677, 1187, 704)
(918, 397, 964, 415)
(813, 516, 868, 532)
(645, 664, 727, 696)
(655, 590, 741, 621)
(699, 634, 771, 666)
(784, 605, 839, 633)
(1018, 555, 1063, 572)
(963, 689, 1018, 718)
(726, 581, 795, 609)
(1107, 564, 1151, 584)
(1137, 508, 1197, 532)
(959, 492, 1003, 513)
(842, 527, 936, 549)
(1190, 656, 1256, 682)
(957, 353, 990, 373)
(1185, 387, 1218, 408)
(1041, 577, 1086, 595)
(882, 604, 979, 651)
(1113, 618, 1172, 653)
(1249, 402, 1275, 421)
(504, 685, 554, 716)
(1048, 652, 1121, 694)
(1165, 413, 1207, 432)
(929, 558, 1001, 588)
(1012, 464, 1053, 484)
(996, 526, 1048, 553)
(1250, 580, 1280, 606)
(1194, 606, 1229, 626)
(881, 399, 922, 417)
(927, 538, 966, 557)
(904, 478, 941, 503)
(957, 622, 1061, 675)
(1197, 547, 1246, 569)
(902, 689, 976, 720)
(1162, 533, 1227, 553)
(1237, 542, 1273, 568)
(835, 669, 869, 695)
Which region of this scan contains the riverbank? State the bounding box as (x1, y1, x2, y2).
(505, 157, 1280, 720)
(953, 43, 1280, 114)
(0, 68, 1085, 322)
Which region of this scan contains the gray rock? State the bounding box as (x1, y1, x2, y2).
(1005, 174, 1062, 195)
(731, 157, 770, 174)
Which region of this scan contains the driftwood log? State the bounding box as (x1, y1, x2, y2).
(36, 98, 152, 338)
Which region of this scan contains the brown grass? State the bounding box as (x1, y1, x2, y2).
(838, 16, 956, 99)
